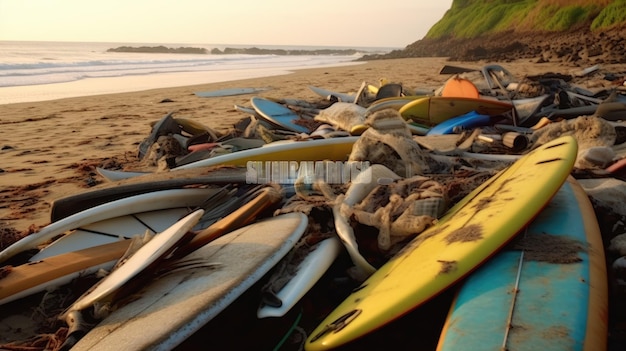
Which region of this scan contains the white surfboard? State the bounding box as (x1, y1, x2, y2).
(0, 209, 195, 306)
(32, 186, 240, 261)
(0, 188, 217, 264)
(333, 164, 401, 278)
(71, 212, 308, 351)
(309, 85, 356, 103)
(1, 210, 200, 307)
(0, 186, 276, 307)
(257, 236, 342, 318)
(68, 209, 204, 312)
(29, 208, 191, 261)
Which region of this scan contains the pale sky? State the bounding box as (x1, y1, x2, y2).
(0, 0, 453, 48)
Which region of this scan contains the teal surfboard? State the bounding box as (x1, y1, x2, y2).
(437, 177, 608, 351)
(426, 111, 492, 135)
(251, 97, 311, 133)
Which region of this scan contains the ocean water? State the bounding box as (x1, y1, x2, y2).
(0, 41, 394, 104)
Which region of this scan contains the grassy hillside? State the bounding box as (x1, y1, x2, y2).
(426, 0, 626, 39)
(361, 0, 626, 63)
(591, 0, 626, 28)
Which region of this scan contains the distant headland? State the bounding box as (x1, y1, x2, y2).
(210, 47, 358, 56)
(106, 45, 360, 56)
(106, 46, 208, 54)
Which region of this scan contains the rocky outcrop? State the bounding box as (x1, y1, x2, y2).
(210, 47, 358, 56)
(107, 46, 208, 54)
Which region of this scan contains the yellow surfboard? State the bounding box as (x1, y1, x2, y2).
(305, 136, 578, 351)
(399, 96, 512, 126)
(175, 137, 358, 170)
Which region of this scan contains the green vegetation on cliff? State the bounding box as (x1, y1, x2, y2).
(590, 0, 626, 29)
(426, 0, 625, 39)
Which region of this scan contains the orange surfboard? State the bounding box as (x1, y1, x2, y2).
(441, 76, 480, 99)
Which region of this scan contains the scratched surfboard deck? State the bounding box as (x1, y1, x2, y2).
(72, 212, 308, 351)
(436, 177, 608, 351)
(304, 136, 578, 351)
(67, 210, 204, 312)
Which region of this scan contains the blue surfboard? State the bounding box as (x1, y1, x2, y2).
(251, 97, 310, 133)
(426, 110, 491, 135)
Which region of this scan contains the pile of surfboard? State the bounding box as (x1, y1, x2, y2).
(2, 63, 625, 351)
(129, 63, 626, 174)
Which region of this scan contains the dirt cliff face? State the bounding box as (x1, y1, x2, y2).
(416, 24, 623, 64)
(368, 24, 626, 66)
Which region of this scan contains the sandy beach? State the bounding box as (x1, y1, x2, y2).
(1, 56, 626, 349)
(0, 57, 443, 235)
(2, 57, 623, 238)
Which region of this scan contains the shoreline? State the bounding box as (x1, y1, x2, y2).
(0, 61, 364, 105)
